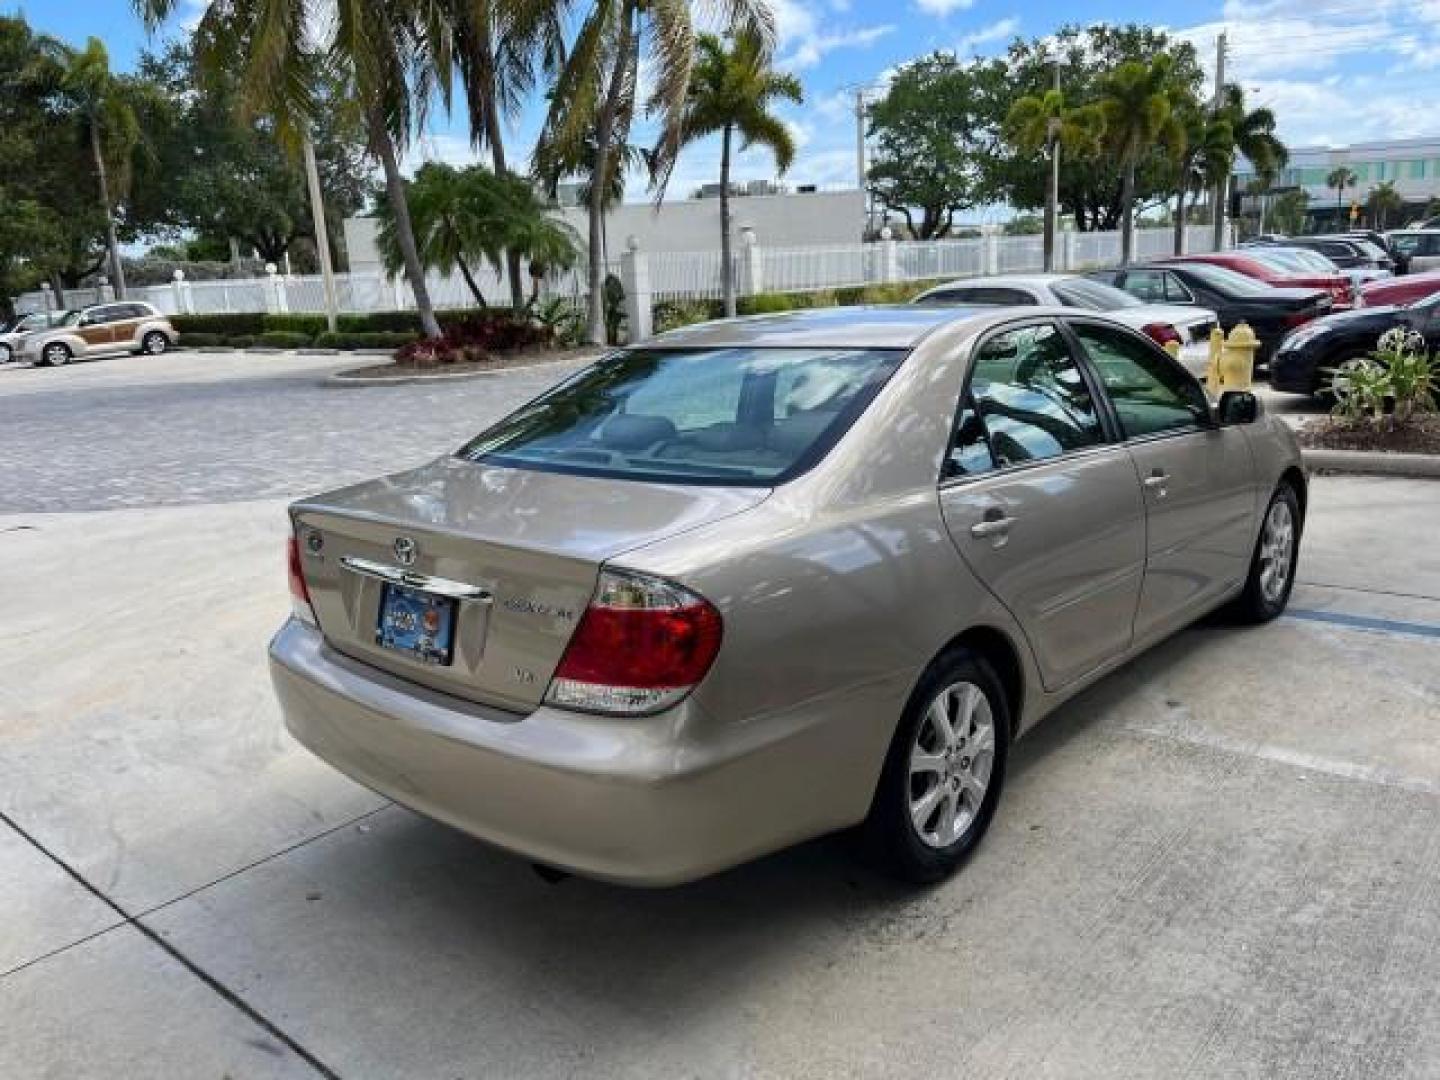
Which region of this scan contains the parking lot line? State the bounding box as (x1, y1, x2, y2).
(1285, 608, 1440, 640)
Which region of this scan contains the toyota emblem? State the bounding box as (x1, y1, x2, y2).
(393, 536, 418, 566)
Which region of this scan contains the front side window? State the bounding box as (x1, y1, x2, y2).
(958, 323, 1105, 470)
(460, 346, 904, 485)
(1120, 270, 1167, 303)
(1071, 323, 1210, 438)
(1051, 278, 1143, 311)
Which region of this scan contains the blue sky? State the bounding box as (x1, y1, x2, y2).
(15, 0, 1440, 203)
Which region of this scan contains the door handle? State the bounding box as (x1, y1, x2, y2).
(1143, 470, 1170, 499)
(969, 514, 1013, 539)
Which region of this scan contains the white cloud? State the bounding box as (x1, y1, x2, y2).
(914, 0, 976, 15)
(954, 17, 1021, 56)
(780, 24, 897, 70)
(771, 0, 896, 70)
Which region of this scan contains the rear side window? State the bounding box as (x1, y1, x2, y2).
(947, 323, 1105, 474)
(460, 347, 904, 486)
(1070, 323, 1210, 438)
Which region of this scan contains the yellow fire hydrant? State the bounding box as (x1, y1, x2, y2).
(1205, 326, 1225, 393)
(1217, 322, 1259, 391)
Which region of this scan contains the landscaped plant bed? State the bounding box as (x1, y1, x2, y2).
(334, 346, 601, 381)
(1298, 416, 1440, 456)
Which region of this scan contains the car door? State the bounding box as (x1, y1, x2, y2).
(107, 304, 145, 351)
(74, 307, 119, 352)
(1065, 319, 1258, 641)
(938, 320, 1147, 691)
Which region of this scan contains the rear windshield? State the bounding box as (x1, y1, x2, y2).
(1051, 278, 1143, 310)
(1172, 263, 1277, 296)
(459, 346, 905, 486)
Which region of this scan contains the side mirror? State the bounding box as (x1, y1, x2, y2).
(1217, 390, 1259, 426)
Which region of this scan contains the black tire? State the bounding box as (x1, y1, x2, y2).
(41, 342, 71, 367)
(1232, 482, 1302, 624)
(142, 331, 169, 355)
(862, 648, 1010, 884)
(1313, 346, 1367, 403)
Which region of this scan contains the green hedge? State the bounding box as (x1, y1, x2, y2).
(652, 281, 947, 333)
(227, 334, 256, 348)
(178, 332, 227, 347)
(256, 331, 314, 349)
(261, 313, 330, 336)
(314, 330, 419, 350)
(171, 313, 268, 336)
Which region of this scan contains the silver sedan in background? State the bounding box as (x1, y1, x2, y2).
(270, 306, 1305, 885)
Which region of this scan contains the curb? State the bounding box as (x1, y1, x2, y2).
(325, 354, 592, 387)
(1303, 447, 1440, 479)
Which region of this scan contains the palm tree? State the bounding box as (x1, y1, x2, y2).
(376, 163, 580, 307)
(654, 30, 800, 317)
(1006, 85, 1102, 271)
(1095, 55, 1182, 265)
(1366, 180, 1403, 230)
(1327, 166, 1358, 232)
(537, 0, 774, 344)
(57, 39, 139, 299)
(449, 0, 569, 309)
(1166, 97, 1231, 256)
(137, 0, 448, 337)
(1212, 84, 1286, 248)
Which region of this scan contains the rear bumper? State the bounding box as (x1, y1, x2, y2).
(269, 619, 880, 885)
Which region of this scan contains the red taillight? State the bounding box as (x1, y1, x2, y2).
(548, 569, 723, 715)
(287, 534, 317, 626)
(1142, 322, 1183, 347)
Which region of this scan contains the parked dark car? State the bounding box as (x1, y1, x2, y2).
(1249, 235, 1394, 275)
(1271, 292, 1440, 396)
(1164, 250, 1354, 309)
(1089, 261, 1333, 364)
(1337, 230, 1405, 270)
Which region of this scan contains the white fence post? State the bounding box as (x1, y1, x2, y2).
(264, 264, 289, 314)
(1060, 230, 1075, 272)
(739, 227, 764, 297)
(171, 270, 190, 315)
(880, 232, 899, 284)
(620, 237, 652, 343)
(983, 234, 1000, 275)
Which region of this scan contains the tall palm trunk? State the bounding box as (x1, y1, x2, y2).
(372, 113, 441, 338)
(1043, 133, 1059, 272)
(477, 22, 526, 312)
(457, 257, 488, 306)
(720, 123, 736, 318)
(1172, 188, 1186, 256)
(89, 119, 126, 299)
(585, 5, 635, 346)
(1120, 159, 1137, 265)
(1211, 172, 1227, 250)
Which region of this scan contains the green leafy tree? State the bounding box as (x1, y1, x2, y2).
(538, 0, 774, 344)
(1167, 94, 1231, 254)
(375, 163, 578, 307)
(1327, 166, 1358, 229)
(1212, 83, 1286, 247)
(1005, 86, 1101, 269)
(139, 0, 455, 338)
(1270, 189, 1308, 235)
(1095, 54, 1183, 263)
(1366, 180, 1403, 230)
(656, 30, 801, 317)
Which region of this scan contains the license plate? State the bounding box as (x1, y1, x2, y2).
(376, 583, 456, 666)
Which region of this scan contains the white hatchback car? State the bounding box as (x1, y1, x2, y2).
(913, 274, 1220, 377)
(19, 301, 178, 367)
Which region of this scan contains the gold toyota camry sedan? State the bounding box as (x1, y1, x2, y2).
(270, 306, 1305, 885)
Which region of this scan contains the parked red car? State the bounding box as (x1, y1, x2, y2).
(1167, 251, 1354, 310)
(1358, 270, 1440, 308)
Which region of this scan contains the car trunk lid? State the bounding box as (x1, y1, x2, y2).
(291, 456, 767, 712)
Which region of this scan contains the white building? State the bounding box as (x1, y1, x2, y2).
(1234, 137, 1440, 226)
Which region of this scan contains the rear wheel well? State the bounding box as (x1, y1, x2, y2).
(938, 626, 1025, 740)
(1279, 466, 1307, 528)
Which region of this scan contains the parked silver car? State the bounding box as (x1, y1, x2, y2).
(270, 306, 1306, 885)
(0, 310, 68, 364)
(18, 300, 177, 367)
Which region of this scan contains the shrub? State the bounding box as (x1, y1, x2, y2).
(262, 313, 329, 336)
(171, 313, 267, 336)
(226, 334, 256, 348)
(530, 297, 586, 345)
(256, 331, 314, 349)
(314, 331, 420, 350)
(1329, 327, 1440, 428)
(393, 313, 548, 366)
(178, 332, 226, 347)
(653, 299, 722, 333)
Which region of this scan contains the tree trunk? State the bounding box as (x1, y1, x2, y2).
(1120, 159, 1136, 265)
(1044, 139, 1059, 272)
(1172, 188, 1186, 256)
(479, 21, 527, 312)
(457, 258, 488, 306)
(585, 4, 634, 346)
(720, 123, 735, 318)
(90, 119, 126, 299)
(49, 272, 67, 310)
(372, 113, 441, 338)
(1212, 172, 1227, 250)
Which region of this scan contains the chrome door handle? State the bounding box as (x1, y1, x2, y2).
(969, 516, 1013, 538)
(1143, 471, 1169, 498)
(340, 556, 493, 603)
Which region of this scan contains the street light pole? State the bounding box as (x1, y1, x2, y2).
(302, 135, 340, 335)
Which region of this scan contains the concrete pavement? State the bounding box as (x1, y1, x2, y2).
(2, 351, 1439, 1078)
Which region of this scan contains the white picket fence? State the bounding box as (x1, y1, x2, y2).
(15, 225, 1217, 317)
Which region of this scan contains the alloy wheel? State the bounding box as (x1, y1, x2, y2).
(43, 343, 69, 367)
(144, 332, 168, 355)
(1259, 500, 1295, 604)
(908, 681, 996, 848)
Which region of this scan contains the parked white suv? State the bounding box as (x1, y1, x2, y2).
(0, 311, 69, 364)
(19, 301, 178, 367)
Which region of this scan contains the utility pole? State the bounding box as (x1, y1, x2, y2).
(1211, 31, 1228, 251)
(1044, 59, 1061, 272)
(302, 135, 340, 335)
(855, 88, 869, 238)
